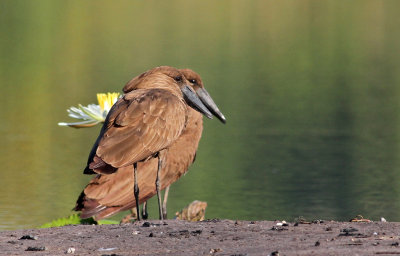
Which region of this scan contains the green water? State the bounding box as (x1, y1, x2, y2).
(1, 0, 400, 230)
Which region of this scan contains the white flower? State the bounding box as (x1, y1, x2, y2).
(58, 92, 120, 128)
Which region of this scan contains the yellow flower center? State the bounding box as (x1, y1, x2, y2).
(97, 92, 120, 112)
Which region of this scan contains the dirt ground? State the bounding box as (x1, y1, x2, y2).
(1, 219, 400, 255)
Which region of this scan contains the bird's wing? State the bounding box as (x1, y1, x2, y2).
(90, 89, 187, 170)
(76, 109, 204, 220)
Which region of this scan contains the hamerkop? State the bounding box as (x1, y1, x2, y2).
(75, 67, 225, 221)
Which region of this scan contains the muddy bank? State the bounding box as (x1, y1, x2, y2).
(1, 219, 400, 255)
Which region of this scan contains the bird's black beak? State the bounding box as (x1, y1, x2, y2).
(181, 85, 213, 119)
(196, 88, 226, 124)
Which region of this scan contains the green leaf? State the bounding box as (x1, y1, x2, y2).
(38, 213, 97, 228)
(97, 219, 120, 225)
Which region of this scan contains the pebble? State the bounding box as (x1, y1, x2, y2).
(66, 247, 75, 254)
(276, 221, 288, 227)
(19, 235, 38, 240)
(26, 246, 46, 251)
(209, 248, 222, 254)
(98, 247, 117, 252)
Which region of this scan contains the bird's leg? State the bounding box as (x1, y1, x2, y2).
(162, 185, 170, 219)
(156, 151, 165, 220)
(133, 162, 140, 221)
(141, 201, 148, 220)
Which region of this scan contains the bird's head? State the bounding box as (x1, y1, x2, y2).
(180, 69, 226, 124)
(124, 66, 214, 119)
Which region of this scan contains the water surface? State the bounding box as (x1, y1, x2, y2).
(1, 0, 400, 230)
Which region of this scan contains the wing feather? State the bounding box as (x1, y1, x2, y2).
(92, 89, 187, 170)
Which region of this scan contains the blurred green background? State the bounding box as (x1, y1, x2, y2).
(1, 0, 400, 230)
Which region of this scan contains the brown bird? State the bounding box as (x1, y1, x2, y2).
(78, 66, 214, 221)
(123, 68, 226, 219)
(75, 67, 225, 220)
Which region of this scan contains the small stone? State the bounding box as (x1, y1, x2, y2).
(315, 241, 320, 246)
(209, 248, 222, 254)
(271, 226, 287, 231)
(392, 242, 399, 247)
(98, 248, 117, 252)
(149, 232, 154, 237)
(142, 222, 151, 227)
(276, 220, 287, 226)
(19, 235, 38, 240)
(66, 247, 75, 254)
(26, 246, 46, 251)
(270, 251, 279, 256)
(381, 217, 387, 222)
(191, 230, 202, 235)
(132, 230, 140, 235)
(341, 228, 358, 233)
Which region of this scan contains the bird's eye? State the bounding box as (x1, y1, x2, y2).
(189, 79, 197, 84)
(174, 76, 182, 82)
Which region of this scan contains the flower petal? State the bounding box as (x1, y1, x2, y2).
(79, 104, 104, 122)
(58, 120, 100, 128)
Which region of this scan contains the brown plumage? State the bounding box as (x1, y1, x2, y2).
(85, 67, 194, 175)
(75, 67, 225, 220)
